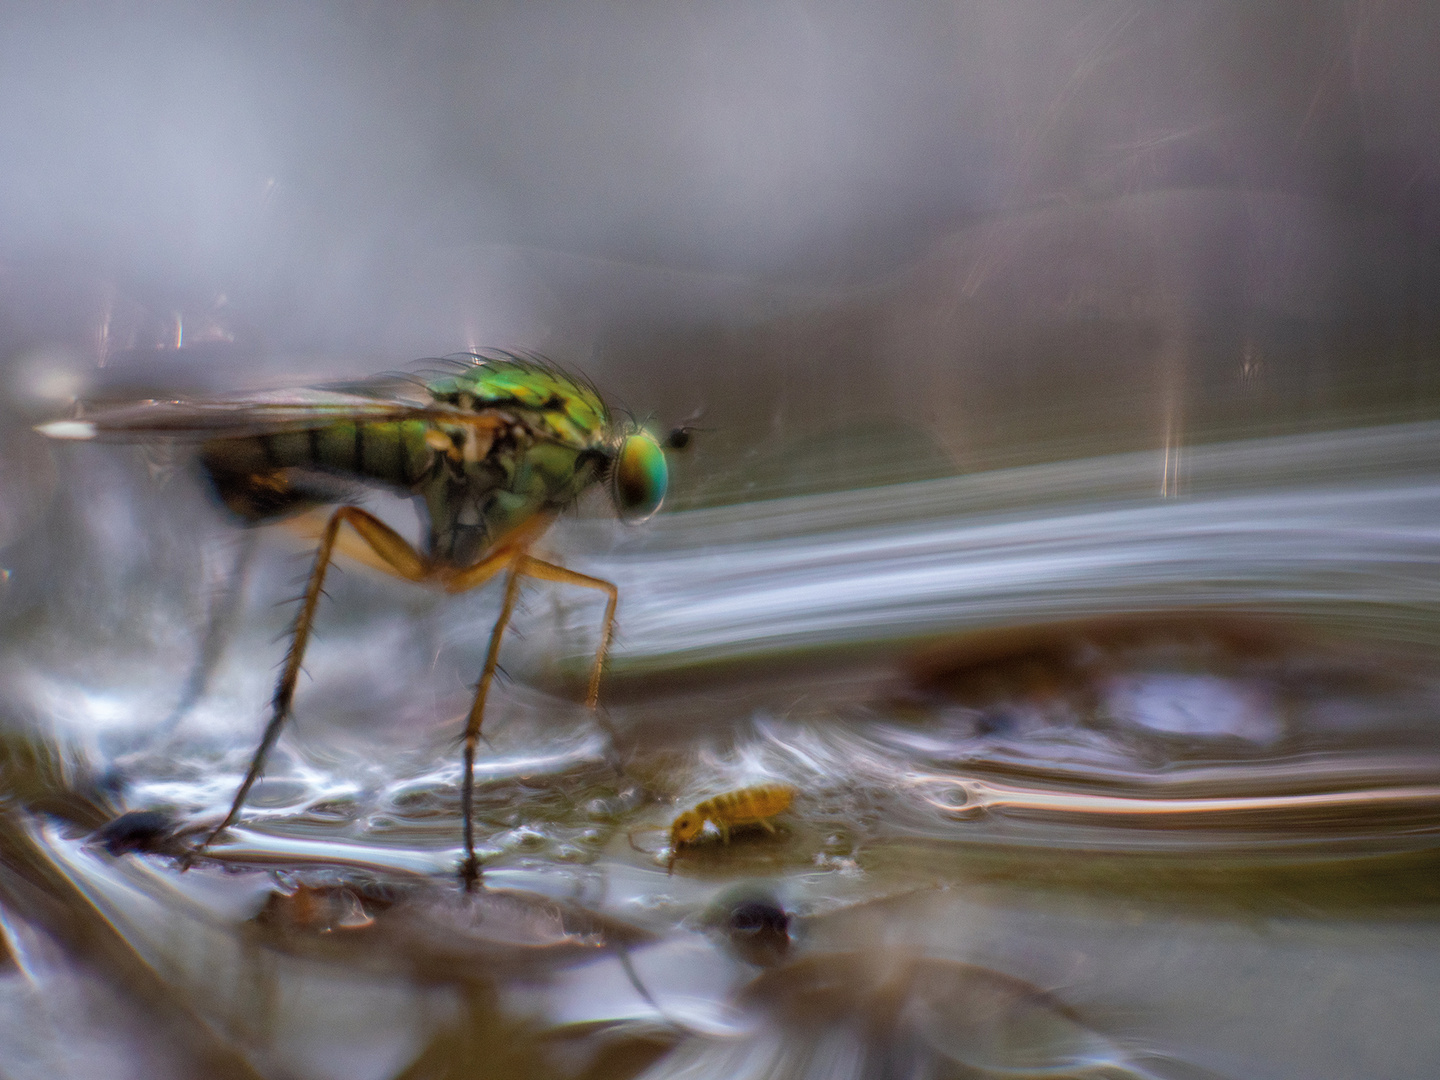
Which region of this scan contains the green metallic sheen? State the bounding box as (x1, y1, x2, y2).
(426, 357, 608, 450)
(199, 354, 662, 568)
(416, 357, 617, 564)
(316, 422, 359, 471)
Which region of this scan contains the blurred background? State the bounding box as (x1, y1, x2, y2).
(2, 2, 1438, 494)
(3, 3, 1440, 1079)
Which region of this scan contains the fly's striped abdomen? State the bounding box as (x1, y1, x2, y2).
(201, 419, 435, 522)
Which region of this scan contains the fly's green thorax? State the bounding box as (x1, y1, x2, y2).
(200, 356, 622, 568)
(425, 360, 609, 449)
(418, 359, 614, 565)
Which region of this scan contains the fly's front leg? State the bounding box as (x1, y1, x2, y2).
(185, 506, 430, 867)
(514, 556, 622, 770)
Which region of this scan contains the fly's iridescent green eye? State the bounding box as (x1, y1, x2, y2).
(612, 429, 667, 520)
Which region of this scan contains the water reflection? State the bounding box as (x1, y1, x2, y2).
(4, 422, 1440, 1077)
(630, 953, 1222, 1080)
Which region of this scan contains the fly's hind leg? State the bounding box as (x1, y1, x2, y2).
(184, 506, 431, 868)
(156, 529, 260, 736)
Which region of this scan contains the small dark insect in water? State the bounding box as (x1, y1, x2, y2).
(41, 352, 672, 888)
(726, 897, 792, 966)
(94, 809, 184, 856)
(701, 884, 792, 966)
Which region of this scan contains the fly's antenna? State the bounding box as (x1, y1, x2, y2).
(665, 407, 710, 451)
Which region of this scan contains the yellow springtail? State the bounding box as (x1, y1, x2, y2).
(670, 784, 796, 850)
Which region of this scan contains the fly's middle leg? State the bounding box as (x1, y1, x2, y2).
(456, 558, 525, 889)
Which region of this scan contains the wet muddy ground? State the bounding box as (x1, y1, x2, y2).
(4, 424, 1440, 1079)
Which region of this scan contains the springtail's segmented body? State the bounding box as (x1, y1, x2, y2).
(669, 784, 796, 857)
(39, 352, 672, 888)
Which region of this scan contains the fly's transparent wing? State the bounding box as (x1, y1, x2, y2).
(36, 387, 502, 443)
